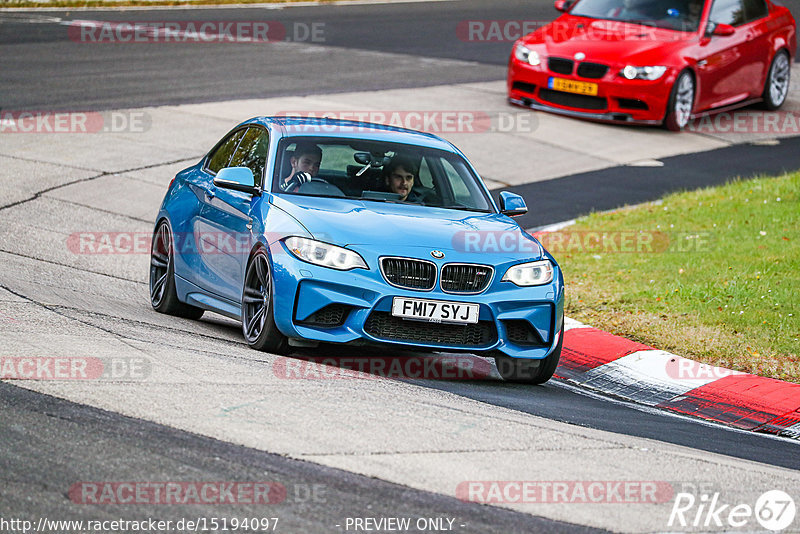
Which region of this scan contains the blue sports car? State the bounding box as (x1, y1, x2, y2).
(150, 117, 564, 383)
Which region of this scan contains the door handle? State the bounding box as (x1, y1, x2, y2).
(205, 189, 215, 200)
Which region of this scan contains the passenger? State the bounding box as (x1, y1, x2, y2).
(383, 156, 423, 202)
(280, 142, 322, 192)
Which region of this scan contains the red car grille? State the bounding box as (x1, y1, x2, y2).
(538, 88, 608, 110)
(576, 62, 609, 79)
(547, 57, 574, 75)
(511, 81, 537, 94)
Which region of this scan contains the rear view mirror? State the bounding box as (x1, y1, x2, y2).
(214, 167, 258, 195)
(706, 22, 735, 36)
(554, 0, 573, 12)
(712, 23, 735, 36)
(353, 152, 392, 177)
(354, 152, 371, 165)
(499, 191, 528, 217)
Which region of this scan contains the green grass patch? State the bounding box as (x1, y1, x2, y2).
(554, 172, 799, 383)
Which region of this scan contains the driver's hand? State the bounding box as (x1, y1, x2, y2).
(281, 171, 313, 192)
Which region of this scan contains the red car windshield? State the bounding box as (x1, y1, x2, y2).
(569, 0, 705, 31)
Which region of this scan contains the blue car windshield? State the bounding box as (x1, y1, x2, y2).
(569, 0, 705, 31)
(273, 137, 494, 213)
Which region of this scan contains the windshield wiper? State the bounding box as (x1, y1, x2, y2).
(439, 205, 492, 213)
(343, 196, 405, 205)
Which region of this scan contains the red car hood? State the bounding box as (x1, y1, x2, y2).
(523, 15, 694, 65)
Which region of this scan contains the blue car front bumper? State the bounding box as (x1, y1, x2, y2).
(269, 243, 564, 360)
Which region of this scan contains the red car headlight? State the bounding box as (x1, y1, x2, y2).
(514, 43, 541, 66)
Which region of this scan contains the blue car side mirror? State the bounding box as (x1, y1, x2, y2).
(214, 167, 258, 195)
(499, 191, 528, 217)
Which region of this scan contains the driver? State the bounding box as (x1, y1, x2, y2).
(383, 156, 423, 203)
(280, 142, 322, 192)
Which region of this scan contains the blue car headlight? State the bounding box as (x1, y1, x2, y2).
(283, 236, 368, 271)
(502, 260, 554, 286)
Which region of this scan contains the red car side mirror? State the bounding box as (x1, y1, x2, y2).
(554, 0, 572, 12)
(712, 23, 736, 36)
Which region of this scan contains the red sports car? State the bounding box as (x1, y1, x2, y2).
(507, 0, 796, 130)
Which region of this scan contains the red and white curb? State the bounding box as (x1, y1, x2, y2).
(556, 318, 800, 440)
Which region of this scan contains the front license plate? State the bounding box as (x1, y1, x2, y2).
(548, 77, 598, 96)
(391, 297, 479, 325)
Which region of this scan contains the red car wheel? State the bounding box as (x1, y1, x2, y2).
(664, 71, 695, 132)
(763, 50, 791, 110)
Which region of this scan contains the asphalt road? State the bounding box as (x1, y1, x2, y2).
(2, 1, 800, 532)
(1, 0, 797, 110)
(1, 382, 600, 534)
(509, 135, 800, 227)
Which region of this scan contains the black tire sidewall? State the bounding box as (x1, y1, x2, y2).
(763, 50, 790, 110)
(664, 70, 694, 132)
(150, 221, 204, 319)
(150, 222, 179, 313)
(495, 318, 564, 384)
(243, 249, 288, 354)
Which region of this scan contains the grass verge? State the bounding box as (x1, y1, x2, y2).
(550, 171, 799, 383)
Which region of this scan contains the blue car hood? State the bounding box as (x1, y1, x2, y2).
(271, 195, 543, 258)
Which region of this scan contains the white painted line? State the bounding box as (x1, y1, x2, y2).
(553, 379, 800, 445)
(527, 219, 575, 233)
(782, 423, 800, 439)
(577, 349, 721, 406)
(1, 0, 459, 12)
(563, 317, 589, 331)
(627, 159, 664, 167)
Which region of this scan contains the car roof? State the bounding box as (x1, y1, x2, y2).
(242, 116, 459, 152)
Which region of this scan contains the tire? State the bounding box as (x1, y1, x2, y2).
(495, 319, 564, 384)
(149, 221, 204, 319)
(663, 70, 695, 132)
(762, 50, 791, 110)
(242, 248, 288, 354)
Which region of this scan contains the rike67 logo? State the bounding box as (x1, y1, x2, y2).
(669, 489, 796, 531)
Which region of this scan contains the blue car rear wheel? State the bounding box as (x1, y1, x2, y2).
(149, 221, 204, 320)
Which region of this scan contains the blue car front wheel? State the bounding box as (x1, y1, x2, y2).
(242, 248, 288, 354)
(494, 318, 563, 385)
